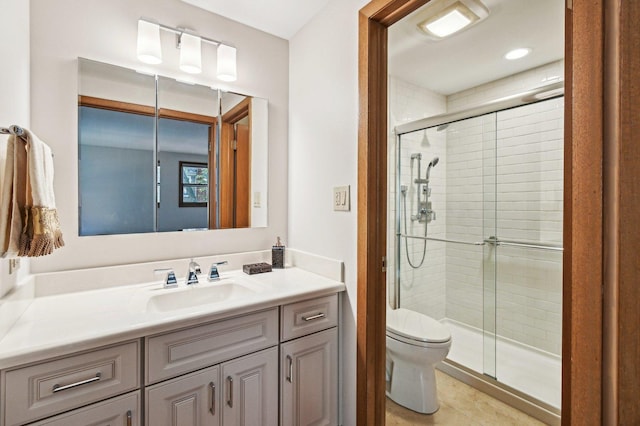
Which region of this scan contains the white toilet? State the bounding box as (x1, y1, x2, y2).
(386, 308, 452, 414)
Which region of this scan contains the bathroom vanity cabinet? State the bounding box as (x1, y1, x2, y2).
(0, 293, 339, 426)
(279, 295, 338, 426)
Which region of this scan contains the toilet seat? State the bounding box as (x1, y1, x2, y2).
(386, 308, 451, 346)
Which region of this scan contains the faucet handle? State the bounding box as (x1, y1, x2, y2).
(154, 268, 178, 288)
(208, 261, 228, 281)
(186, 270, 199, 285)
(189, 258, 202, 275)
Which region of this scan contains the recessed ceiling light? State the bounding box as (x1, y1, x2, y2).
(417, 0, 489, 40)
(504, 48, 532, 60)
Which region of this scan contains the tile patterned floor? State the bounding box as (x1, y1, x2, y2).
(386, 371, 547, 425)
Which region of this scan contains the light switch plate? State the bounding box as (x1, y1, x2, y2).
(333, 186, 350, 211)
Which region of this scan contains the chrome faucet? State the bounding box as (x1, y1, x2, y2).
(154, 268, 178, 288)
(186, 259, 202, 285)
(208, 261, 228, 281)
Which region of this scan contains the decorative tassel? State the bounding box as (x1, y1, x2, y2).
(18, 206, 65, 257)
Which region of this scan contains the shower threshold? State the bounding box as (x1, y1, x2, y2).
(438, 319, 561, 425)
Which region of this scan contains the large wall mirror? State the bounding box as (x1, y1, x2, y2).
(78, 58, 268, 236)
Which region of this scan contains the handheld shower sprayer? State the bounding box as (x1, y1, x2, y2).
(425, 156, 439, 182)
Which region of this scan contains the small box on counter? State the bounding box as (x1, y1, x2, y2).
(243, 262, 273, 275)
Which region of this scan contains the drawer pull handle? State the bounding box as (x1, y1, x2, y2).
(286, 355, 293, 383)
(52, 372, 102, 393)
(226, 376, 233, 408)
(209, 382, 216, 415)
(126, 410, 132, 426)
(302, 313, 325, 321)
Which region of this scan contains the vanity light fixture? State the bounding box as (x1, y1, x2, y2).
(417, 0, 489, 39)
(178, 32, 202, 74)
(504, 47, 532, 60)
(136, 18, 238, 81)
(137, 20, 162, 64)
(216, 44, 237, 82)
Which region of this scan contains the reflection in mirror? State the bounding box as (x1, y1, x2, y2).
(156, 77, 216, 232)
(77, 58, 269, 236)
(78, 60, 156, 235)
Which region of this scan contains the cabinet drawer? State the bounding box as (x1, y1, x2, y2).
(281, 294, 338, 341)
(3, 341, 140, 426)
(29, 391, 140, 426)
(146, 308, 278, 384)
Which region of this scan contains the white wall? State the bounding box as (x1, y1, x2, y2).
(0, 0, 31, 296)
(29, 0, 289, 273)
(289, 0, 366, 423)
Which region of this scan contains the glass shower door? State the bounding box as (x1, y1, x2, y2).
(492, 97, 564, 409)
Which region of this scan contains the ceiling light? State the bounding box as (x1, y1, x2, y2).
(217, 44, 237, 82)
(179, 32, 202, 74)
(137, 20, 162, 64)
(504, 48, 531, 60)
(417, 0, 489, 40)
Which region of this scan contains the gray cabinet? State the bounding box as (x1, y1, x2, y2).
(146, 347, 278, 426)
(146, 365, 220, 426)
(280, 296, 339, 426)
(2, 341, 139, 426)
(29, 391, 140, 426)
(222, 347, 279, 426)
(280, 328, 338, 426)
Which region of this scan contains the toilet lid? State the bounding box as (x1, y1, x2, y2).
(386, 308, 451, 343)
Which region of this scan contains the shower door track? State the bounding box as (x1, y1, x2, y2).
(394, 81, 564, 136)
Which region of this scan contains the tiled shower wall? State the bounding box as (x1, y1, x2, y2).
(388, 61, 564, 355)
(387, 76, 447, 318)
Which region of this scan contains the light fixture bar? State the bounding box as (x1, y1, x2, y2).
(140, 18, 223, 47)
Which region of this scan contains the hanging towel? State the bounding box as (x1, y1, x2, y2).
(17, 129, 64, 257)
(0, 134, 28, 257)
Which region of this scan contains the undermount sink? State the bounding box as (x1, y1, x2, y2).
(147, 281, 260, 312)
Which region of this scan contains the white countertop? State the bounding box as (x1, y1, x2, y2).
(0, 267, 345, 370)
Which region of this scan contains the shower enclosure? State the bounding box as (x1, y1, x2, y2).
(389, 82, 564, 421)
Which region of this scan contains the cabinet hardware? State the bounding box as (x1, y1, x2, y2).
(209, 382, 216, 415)
(302, 313, 325, 321)
(126, 410, 132, 426)
(226, 376, 233, 408)
(286, 355, 293, 383)
(52, 372, 102, 393)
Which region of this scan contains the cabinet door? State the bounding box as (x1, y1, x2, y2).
(221, 347, 278, 426)
(146, 364, 220, 426)
(280, 328, 338, 426)
(29, 391, 140, 426)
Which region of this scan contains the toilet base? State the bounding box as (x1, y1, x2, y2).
(386, 358, 439, 414)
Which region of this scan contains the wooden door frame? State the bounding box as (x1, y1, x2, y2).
(357, 1, 639, 425)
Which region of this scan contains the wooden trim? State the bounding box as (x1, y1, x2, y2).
(563, 2, 605, 424)
(158, 108, 216, 125)
(222, 97, 251, 124)
(357, 2, 428, 425)
(603, 0, 640, 424)
(78, 95, 155, 116)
